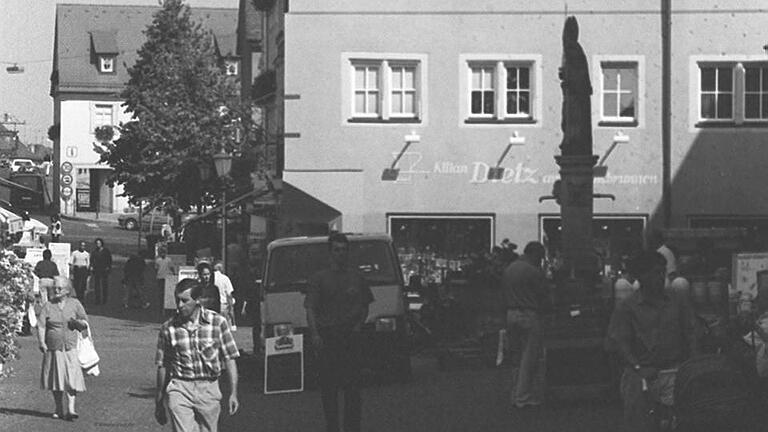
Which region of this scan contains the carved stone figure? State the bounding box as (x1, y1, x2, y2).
(559, 17, 593, 156)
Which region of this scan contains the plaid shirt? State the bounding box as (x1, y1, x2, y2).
(155, 308, 239, 380)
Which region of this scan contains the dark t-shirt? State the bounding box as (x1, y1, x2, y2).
(34, 259, 59, 279)
(304, 267, 374, 330)
(501, 259, 546, 311)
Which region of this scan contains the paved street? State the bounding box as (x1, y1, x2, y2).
(0, 259, 626, 432)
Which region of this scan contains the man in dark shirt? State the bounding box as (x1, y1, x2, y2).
(34, 249, 59, 279)
(608, 251, 697, 432)
(502, 241, 547, 409)
(305, 233, 373, 432)
(90, 238, 112, 305)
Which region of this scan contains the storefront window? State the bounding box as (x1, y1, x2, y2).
(540, 215, 646, 275)
(388, 214, 494, 284)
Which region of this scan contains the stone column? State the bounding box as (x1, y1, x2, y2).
(555, 154, 598, 280)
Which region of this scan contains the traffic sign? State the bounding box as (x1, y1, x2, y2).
(61, 174, 73, 186)
(61, 186, 73, 200)
(61, 161, 73, 173)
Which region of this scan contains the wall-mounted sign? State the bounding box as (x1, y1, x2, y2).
(61, 161, 73, 173)
(61, 174, 73, 186)
(65, 147, 77, 158)
(61, 186, 73, 200)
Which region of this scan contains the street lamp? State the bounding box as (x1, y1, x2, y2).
(381, 132, 420, 181)
(487, 131, 526, 180)
(593, 131, 630, 177)
(213, 149, 233, 270)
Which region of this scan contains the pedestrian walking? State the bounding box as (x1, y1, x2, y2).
(196, 262, 221, 313)
(37, 276, 89, 421)
(50, 214, 62, 242)
(502, 241, 548, 409)
(213, 261, 235, 328)
(154, 278, 240, 432)
(90, 238, 112, 305)
(123, 252, 150, 309)
(154, 248, 176, 318)
(607, 251, 698, 432)
(305, 233, 373, 432)
(70, 241, 90, 301)
(34, 249, 59, 304)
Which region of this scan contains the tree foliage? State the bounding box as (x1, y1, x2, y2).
(98, 0, 261, 209)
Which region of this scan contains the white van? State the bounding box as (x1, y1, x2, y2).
(10, 159, 34, 173)
(259, 233, 411, 381)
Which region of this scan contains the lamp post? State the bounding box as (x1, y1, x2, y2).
(213, 150, 233, 270)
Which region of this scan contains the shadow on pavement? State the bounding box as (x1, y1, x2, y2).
(0, 407, 56, 419)
(126, 386, 157, 399)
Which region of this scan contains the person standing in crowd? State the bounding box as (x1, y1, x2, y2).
(213, 261, 235, 327)
(70, 241, 90, 301)
(90, 238, 112, 305)
(502, 241, 548, 409)
(196, 262, 221, 313)
(607, 251, 698, 432)
(154, 278, 240, 431)
(123, 252, 150, 310)
(37, 276, 89, 421)
(154, 248, 176, 318)
(35, 249, 59, 304)
(246, 242, 265, 352)
(305, 233, 373, 432)
(50, 214, 62, 242)
(35, 249, 60, 280)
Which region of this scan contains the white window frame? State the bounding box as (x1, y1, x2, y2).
(459, 54, 542, 126)
(689, 56, 768, 129)
(504, 64, 532, 118)
(224, 59, 240, 76)
(90, 103, 116, 133)
(342, 53, 427, 125)
(388, 63, 418, 119)
(742, 63, 768, 122)
(593, 55, 645, 129)
(468, 63, 496, 118)
(600, 62, 638, 123)
(98, 55, 115, 73)
(352, 62, 382, 118)
(698, 64, 735, 122)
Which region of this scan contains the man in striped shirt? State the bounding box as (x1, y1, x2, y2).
(154, 279, 240, 432)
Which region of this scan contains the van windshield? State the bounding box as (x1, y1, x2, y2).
(266, 240, 399, 293)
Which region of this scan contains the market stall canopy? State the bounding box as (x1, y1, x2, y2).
(0, 207, 24, 234)
(0, 176, 42, 194)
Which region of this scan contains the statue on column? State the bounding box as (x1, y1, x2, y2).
(559, 16, 593, 157)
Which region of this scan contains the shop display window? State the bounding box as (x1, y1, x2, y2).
(387, 214, 494, 284)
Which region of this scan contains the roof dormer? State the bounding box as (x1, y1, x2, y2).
(89, 30, 118, 74)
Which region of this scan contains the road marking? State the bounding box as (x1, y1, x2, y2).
(86, 223, 101, 229)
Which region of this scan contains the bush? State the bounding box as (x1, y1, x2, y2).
(0, 253, 33, 377)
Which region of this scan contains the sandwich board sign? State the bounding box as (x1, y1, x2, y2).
(264, 334, 304, 394)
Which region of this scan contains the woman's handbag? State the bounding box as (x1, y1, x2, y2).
(77, 323, 100, 376)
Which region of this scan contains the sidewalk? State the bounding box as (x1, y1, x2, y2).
(60, 212, 121, 224)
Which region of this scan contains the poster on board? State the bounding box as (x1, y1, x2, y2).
(732, 252, 768, 297)
(24, 247, 44, 266)
(48, 242, 71, 278)
(264, 334, 304, 395)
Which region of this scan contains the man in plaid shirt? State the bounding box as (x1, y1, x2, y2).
(154, 278, 240, 432)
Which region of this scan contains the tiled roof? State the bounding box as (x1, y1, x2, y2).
(52, 4, 238, 96)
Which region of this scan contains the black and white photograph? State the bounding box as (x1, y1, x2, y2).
(1, 1, 768, 431)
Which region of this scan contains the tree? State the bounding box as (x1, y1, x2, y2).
(98, 0, 261, 210)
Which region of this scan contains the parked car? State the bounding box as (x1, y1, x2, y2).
(11, 159, 35, 173)
(118, 207, 170, 232)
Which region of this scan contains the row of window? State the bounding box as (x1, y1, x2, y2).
(346, 56, 768, 126)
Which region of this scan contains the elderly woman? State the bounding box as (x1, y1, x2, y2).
(37, 276, 88, 421)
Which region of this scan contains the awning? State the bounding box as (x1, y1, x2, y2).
(180, 181, 341, 228)
(0, 176, 42, 194)
(90, 30, 118, 54)
(280, 181, 341, 225)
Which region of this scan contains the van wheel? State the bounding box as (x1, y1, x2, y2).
(124, 219, 138, 230)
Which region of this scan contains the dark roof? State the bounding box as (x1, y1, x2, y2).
(52, 4, 238, 96)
